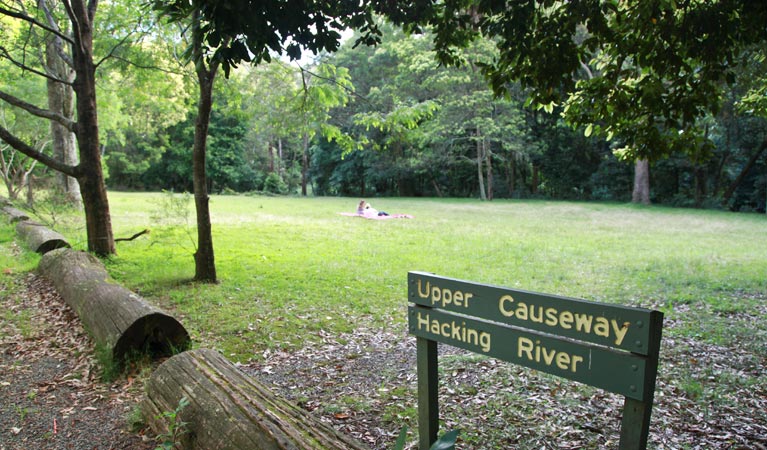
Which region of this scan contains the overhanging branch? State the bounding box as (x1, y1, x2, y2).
(0, 46, 73, 86)
(0, 124, 78, 177)
(0, 90, 77, 133)
(0, 5, 75, 46)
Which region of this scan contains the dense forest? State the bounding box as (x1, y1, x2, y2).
(1, 3, 766, 213)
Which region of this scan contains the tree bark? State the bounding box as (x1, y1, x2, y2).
(632, 159, 651, 204)
(16, 220, 70, 253)
(722, 136, 767, 207)
(44, 11, 80, 205)
(476, 128, 487, 201)
(301, 132, 309, 196)
(37, 249, 190, 363)
(142, 349, 369, 450)
(68, 0, 115, 255)
(191, 10, 217, 283)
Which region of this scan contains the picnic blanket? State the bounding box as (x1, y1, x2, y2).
(339, 212, 414, 220)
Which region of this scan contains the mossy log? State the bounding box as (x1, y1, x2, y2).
(37, 248, 190, 363)
(2, 206, 30, 223)
(142, 348, 369, 450)
(15, 220, 70, 254)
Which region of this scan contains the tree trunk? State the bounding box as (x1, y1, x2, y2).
(722, 136, 767, 207)
(16, 220, 70, 253)
(191, 12, 217, 283)
(45, 20, 80, 205)
(301, 132, 309, 196)
(485, 141, 494, 201)
(38, 249, 190, 364)
(142, 349, 369, 450)
(632, 159, 651, 204)
(476, 129, 487, 201)
(70, 0, 115, 256)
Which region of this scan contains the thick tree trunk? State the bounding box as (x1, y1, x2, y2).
(16, 220, 70, 253)
(70, 0, 115, 256)
(38, 249, 190, 363)
(45, 24, 80, 205)
(632, 159, 651, 204)
(142, 349, 369, 450)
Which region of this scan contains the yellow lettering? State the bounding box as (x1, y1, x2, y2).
(499, 295, 515, 317)
(555, 352, 570, 370)
(431, 286, 441, 305)
(479, 332, 491, 352)
(430, 319, 440, 334)
(441, 322, 450, 337)
(559, 311, 574, 329)
(464, 292, 473, 308)
(594, 317, 610, 338)
(517, 337, 534, 360)
(544, 307, 558, 326)
(417, 312, 430, 331)
(453, 291, 463, 307)
(574, 313, 593, 333)
(570, 354, 584, 372)
(530, 305, 544, 323)
(417, 279, 430, 298)
(542, 347, 556, 365)
(516, 302, 529, 320)
(611, 320, 630, 346)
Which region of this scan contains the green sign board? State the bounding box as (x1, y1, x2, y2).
(408, 271, 663, 450)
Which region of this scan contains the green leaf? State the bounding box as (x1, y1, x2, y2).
(430, 429, 460, 450)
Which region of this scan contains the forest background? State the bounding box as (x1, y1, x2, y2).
(1, 3, 765, 213)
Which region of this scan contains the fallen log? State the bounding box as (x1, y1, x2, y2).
(142, 348, 369, 450)
(38, 248, 190, 363)
(16, 220, 70, 254)
(2, 206, 30, 223)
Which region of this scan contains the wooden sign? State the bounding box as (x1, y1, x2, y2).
(407, 271, 663, 450)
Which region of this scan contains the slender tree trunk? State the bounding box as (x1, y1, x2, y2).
(476, 129, 487, 201)
(632, 159, 651, 204)
(722, 136, 767, 207)
(70, 0, 115, 256)
(301, 132, 308, 196)
(45, 21, 80, 205)
(485, 141, 493, 201)
(191, 11, 217, 283)
(531, 164, 539, 195)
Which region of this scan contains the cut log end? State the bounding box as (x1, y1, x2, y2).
(114, 312, 191, 362)
(16, 221, 71, 254)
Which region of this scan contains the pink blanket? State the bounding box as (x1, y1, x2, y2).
(339, 212, 414, 220)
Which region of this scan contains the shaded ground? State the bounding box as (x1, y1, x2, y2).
(242, 301, 767, 449)
(1, 271, 766, 449)
(0, 274, 154, 450)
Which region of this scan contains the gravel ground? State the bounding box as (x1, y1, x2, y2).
(0, 273, 155, 450)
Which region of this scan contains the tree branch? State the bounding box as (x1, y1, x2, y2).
(0, 46, 73, 85)
(0, 90, 77, 133)
(0, 5, 74, 46)
(0, 124, 78, 177)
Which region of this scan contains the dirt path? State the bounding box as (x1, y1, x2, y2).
(0, 273, 155, 450)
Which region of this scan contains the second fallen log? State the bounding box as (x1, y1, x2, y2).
(16, 220, 70, 254)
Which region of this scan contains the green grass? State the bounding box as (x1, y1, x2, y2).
(76, 192, 766, 361)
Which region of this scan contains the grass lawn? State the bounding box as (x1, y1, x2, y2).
(92, 193, 767, 361)
(4, 192, 766, 448)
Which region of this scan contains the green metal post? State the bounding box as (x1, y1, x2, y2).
(618, 311, 664, 450)
(417, 337, 439, 449)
